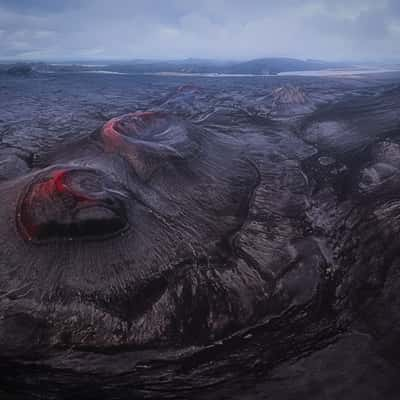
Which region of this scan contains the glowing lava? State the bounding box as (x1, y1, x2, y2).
(17, 168, 128, 242)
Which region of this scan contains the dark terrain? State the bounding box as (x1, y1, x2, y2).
(1, 70, 400, 399)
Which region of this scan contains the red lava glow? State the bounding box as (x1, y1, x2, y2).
(101, 111, 167, 152)
(42, 169, 93, 202)
(18, 169, 99, 241)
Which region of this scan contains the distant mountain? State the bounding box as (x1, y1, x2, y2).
(225, 58, 345, 75)
(89, 59, 235, 74)
(0, 63, 33, 76)
(0, 58, 350, 76)
(100, 57, 345, 75)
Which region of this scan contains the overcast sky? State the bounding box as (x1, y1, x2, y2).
(0, 0, 399, 61)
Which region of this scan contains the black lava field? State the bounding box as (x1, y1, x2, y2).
(1, 70, 400, 399)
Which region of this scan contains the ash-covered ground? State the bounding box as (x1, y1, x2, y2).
(1, 71, 400, 399)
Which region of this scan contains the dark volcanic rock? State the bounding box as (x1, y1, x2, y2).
(0, 72, 400, 399)
(5, 64, 33, 77)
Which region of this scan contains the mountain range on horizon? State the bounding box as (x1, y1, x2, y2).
(1, 57, 398, 76)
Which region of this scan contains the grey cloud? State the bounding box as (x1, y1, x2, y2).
(0, 0, 398, 61)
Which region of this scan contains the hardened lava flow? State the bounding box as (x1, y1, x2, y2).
(1, 78, 400, 399)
